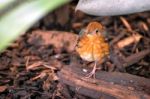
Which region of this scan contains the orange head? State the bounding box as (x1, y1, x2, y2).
(78, 21, 105, 38)
(85, 21, 104, 36)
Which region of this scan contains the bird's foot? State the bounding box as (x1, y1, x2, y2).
(85, 70, 96, 78)
(85, 67, 101, 79)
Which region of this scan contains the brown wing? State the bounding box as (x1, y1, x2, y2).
(75, 29, 87, 48)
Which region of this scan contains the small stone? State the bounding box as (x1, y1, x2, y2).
(82, 69, 88, 73)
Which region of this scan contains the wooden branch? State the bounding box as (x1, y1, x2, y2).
(57, 66, 150, 99)
(123, 49, 150, 67)
(110, 49, 150, 69)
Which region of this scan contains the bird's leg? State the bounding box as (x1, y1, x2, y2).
(85, 61, 99, 78)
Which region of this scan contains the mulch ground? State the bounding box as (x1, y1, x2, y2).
(0, 1, 150, 99)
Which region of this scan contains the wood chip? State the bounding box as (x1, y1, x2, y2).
(116, 33, 142, 49)
(120, 17, 132, 31)
(0, 85, 7, 93)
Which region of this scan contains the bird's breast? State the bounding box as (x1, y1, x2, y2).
(76, 34, 109, 62)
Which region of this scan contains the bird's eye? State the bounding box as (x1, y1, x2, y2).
(95, 29, 99, 33)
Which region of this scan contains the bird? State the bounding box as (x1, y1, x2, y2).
(75, 21, 109, 78)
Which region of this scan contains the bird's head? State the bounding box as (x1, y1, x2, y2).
(86, 21, 104, 36)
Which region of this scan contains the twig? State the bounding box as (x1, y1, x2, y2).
(110, 32, 126, 45)
(61, 83, 73, 99)
(123, 49, 150, 67)
(25, 56, 30, 69)
(120, 17, 132, 31)
(26, 61, 43, 70)
(140, 21, 149, 32)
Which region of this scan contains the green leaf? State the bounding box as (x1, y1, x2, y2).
(0, 0, 15, 10)
(0, 0, 69, 52)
